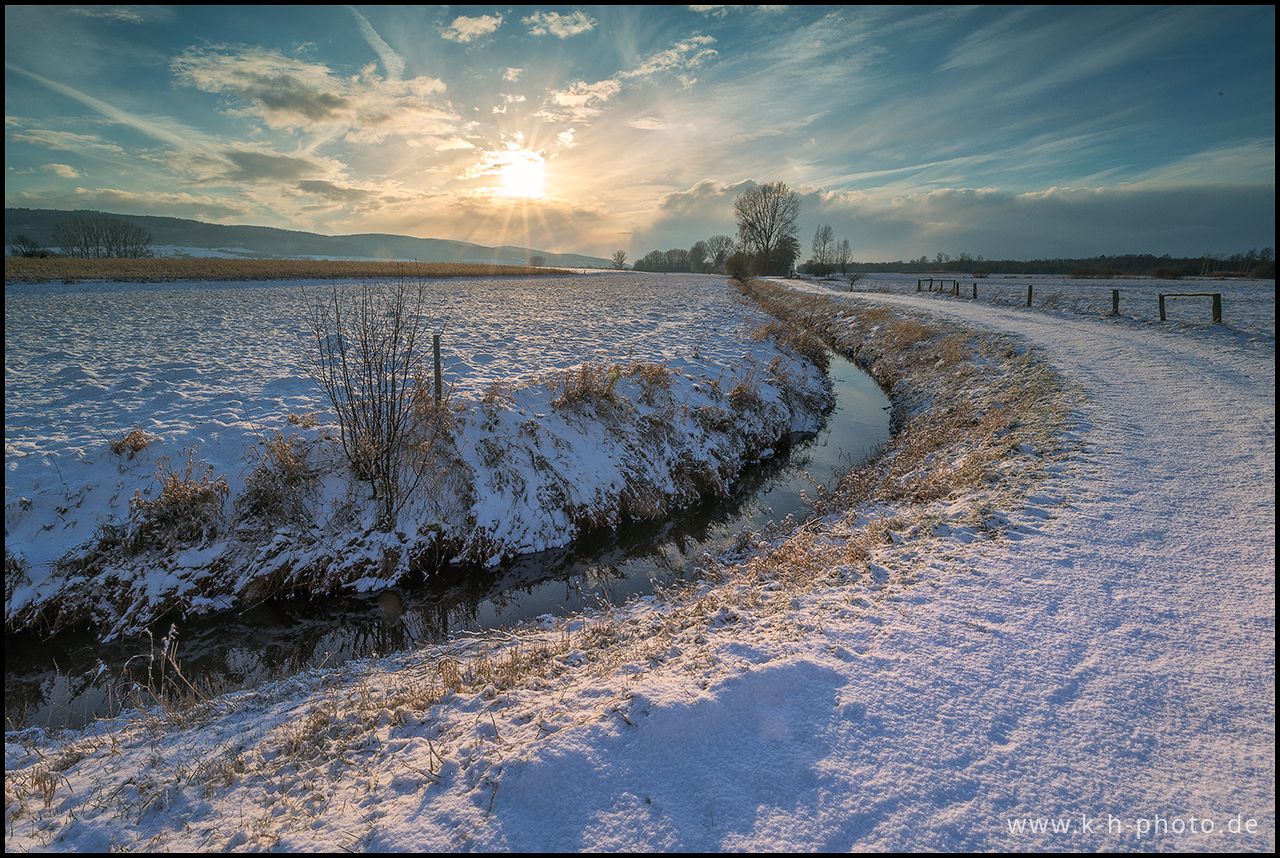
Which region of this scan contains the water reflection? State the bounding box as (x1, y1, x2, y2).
(5, 358, 890, 731)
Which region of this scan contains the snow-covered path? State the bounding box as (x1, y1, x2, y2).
(781, 287, 1276, 848)
(6, 288, 1273, 851)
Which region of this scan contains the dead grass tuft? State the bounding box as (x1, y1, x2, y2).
(129, 449, 229, 551)
(550, 363, 624, 413)
(110, 428, 158, 459)
(236, 432, 321, 529)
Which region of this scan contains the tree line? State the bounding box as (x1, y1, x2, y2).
(8, 215, 154, 258)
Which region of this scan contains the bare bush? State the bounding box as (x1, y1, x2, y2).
(302, 277, 441, 530)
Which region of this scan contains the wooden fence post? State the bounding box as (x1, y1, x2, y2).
(433, 334, 442, 403)
(972, 282, 978, 299)
(1112, 289, 1119, 315)
(1212, 293, 1222, 323)
(1026, 284, 1033, 307)
(1159, 294, 1166, 321)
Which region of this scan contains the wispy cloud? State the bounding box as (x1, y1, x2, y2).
(523, 10, 596, 38)
(620, 36, 718, 81)
(346, 6, 405, 80)
(441, 14, 502, 44)
(6, 63, 191, 148)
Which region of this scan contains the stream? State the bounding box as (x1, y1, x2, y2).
(4, 357, 891, 730)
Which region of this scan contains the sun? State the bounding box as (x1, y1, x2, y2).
(498, 149, 546, 198)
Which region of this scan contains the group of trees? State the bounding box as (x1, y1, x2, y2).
(627, 181, 812, 278)
(624, 182, 864, 279)
(628, 235, 738, 274)
(7, 215, 153, 258)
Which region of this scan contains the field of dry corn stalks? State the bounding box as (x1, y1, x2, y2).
(4, 257, 568, 283)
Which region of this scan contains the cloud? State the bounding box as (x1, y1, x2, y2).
(172, 47, 452, 141)
(41, 163, 79, 178)
(441, 14, 502, 43)
(188, 148, 330, 185)
(540, 80, 622, 122)
(688, 5, 788, 17)
(523, 10, 596, 38)
(8, 127, 126, 156)
(347, 6, 405, 80)
(296, 179, 374, 204)
(620, 36, 718, 81)
(66, 6, 159, 24)
(12, 186, 251, 223)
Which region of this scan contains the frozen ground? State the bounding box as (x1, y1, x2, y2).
(6, 276, 1272, 851)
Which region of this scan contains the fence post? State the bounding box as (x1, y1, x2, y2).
(1026, 284, 1033, 307)
(433, 334, 442, 404)
(1112, 289, 1119, 315)
(972, 282, 978, 299)
(1159, 294, 1166, 321)
(917, 278, 923, 292)
(1212, 293, 1222, 323)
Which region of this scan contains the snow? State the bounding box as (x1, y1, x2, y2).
(5, 274, 1274, 851)
(6, 272, 829, 632)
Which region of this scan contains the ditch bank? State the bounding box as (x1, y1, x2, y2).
(5, 295, 836, 640)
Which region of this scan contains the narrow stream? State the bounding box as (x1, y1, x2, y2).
(4, 357, 891, 730)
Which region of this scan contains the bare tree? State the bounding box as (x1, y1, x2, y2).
(51, 215, 153, 258)
(733, 182, 801, 275)
(612, 249, 628, 269)
(811, 224, 835, 276)
(689, 240, 709, 273)
(302, 277, 438, 530)
(835, 238, 852, 274)
(8, 234, 48, 258)
(705, 234, 736, 273)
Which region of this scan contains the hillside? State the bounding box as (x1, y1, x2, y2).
(3, 208, 612, 269)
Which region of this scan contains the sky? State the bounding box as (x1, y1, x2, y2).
(5, 5, 1276, 262)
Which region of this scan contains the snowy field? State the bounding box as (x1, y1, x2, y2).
(6, 272, 829, 633)
(6, 276, 1272, 851)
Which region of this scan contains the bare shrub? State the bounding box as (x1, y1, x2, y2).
(110, 428, 157, 459)
(130, 449, 229, 550)
(236, 432, 321, 529)
(302, 277, 441, 530)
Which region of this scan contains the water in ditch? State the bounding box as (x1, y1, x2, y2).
(5, 357, 891, 730)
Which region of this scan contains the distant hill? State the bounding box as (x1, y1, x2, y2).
(4, 208, 612, 269)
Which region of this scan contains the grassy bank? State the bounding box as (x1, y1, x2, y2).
(4, 257, 571, 283)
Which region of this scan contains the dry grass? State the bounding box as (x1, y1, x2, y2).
(109, 428, 158, 459)
(236, 432, 321, 530)
(4, 257, 573, 283)
(129, 449, 230, 551)
(549, 363, 624, 413)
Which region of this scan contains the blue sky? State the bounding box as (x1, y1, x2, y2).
(5, 5, 1275, 261)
